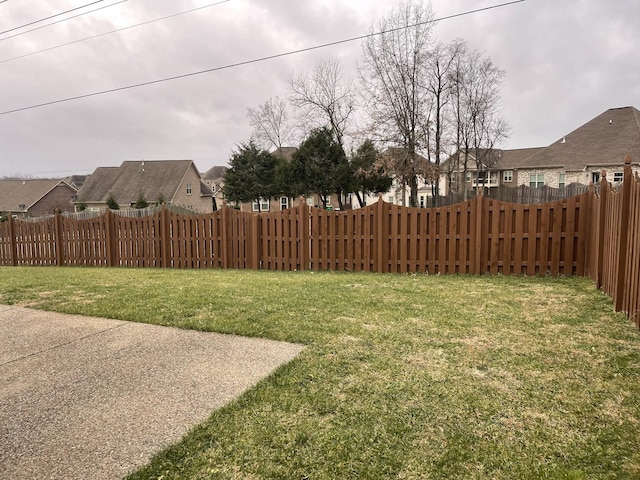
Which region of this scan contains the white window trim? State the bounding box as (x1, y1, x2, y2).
(529, 173, 544, 188)
(503, 170, 513, 182)
(252, 198, 270, 212)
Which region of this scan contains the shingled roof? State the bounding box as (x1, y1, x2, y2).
(202, 165, 227, 180)
(0, 179, 75, 213)
(517, 106, 640, 170)
(76, 160, 211, 205)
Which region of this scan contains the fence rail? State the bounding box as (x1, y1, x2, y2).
(1, 157, 638, 326)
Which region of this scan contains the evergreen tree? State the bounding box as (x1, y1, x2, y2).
(350, 140, 393, 207)
(105, 194, 120, 210)
(289, 127, 350, 209)
(134, 193, 149, 209)
(223, 142, 279, 211)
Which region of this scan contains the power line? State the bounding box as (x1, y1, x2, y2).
(0, 0, 231, 64)
(0, 0, 109, 36)
(0, 0, 525, 117)
(0, 0, 128, 42)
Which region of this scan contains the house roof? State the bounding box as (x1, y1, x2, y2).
(272, 146, 297, 161)
(0, 179, 76, 212)
(496, 148, 545, 169)
(442, 106, 640, 173)
(76, 160, 211, 205)
(202, 165, 227, 180)
(64, 175, 88, 189)
(517, 106, 640, 171)
(382, 147, 438, 181)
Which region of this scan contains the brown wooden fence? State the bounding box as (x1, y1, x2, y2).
(1, 157, 638, 325)
(585, 159, 640, 326)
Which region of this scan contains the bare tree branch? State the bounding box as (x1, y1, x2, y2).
(247, 97, 296, 151)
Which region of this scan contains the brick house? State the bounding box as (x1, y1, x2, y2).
(75, 160, 214, 212)
(442, 106, 640, 194)
(0, 179, 77, 218)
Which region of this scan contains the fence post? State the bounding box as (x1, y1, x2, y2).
(376, 195, 387, 273)
(220, 206, 230, 269)
(297, 197, 309, 271)
(473, 188, 484, 275)
(8, 214, 18, 266)
(250, 213, 260, 270)
(596, 171, 608, 289)
(54, 210, 64, 266)
(104, 209, 116, 267)
(160, 205, 170, 268)
(614, 156, 633, 311)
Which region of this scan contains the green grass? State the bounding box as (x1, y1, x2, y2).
(1, 267, 639, 479)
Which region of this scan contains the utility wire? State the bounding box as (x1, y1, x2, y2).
(0, 0, 109, 36)
(0, 0, 230, 64)
(0, 0, 128, 42)
(0, 0, 525, 117)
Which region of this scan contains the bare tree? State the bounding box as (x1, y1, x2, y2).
(462, 51, 509, 195)
(358, 0, 436, 207)
(423, 40, 465, 203)
(247, 97, 295, 151)
(289, 57, 355, 146)
(445, 44, 508, 199)
(289, 56, 355, 209)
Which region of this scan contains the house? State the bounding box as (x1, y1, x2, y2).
(64, 175, 88, 190)
(201, 165, 227, 210)
(0, 179, 77, 218)
(442, 106, 640, 194)
(353, 147, 441, 208)
(218, 147, 308, 213)
(75, 160, 213, 212)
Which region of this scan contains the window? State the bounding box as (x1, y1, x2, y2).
(306, 197, 314, 206)
(558, 174, 566, 188)
(419, 195, 425, 208)
(503, 170, 513, 183)
(280, 197, 289, 210)
(591, 172, 600, 183)
(388, 196, 394, 205)
(252, 198, 269, 212)
(529, 173, 544, 188)
(465, 172, 472, 182)
(186, 183, 192, 195)
(613, 172, 624, 183)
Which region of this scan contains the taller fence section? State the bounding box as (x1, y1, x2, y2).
(588, 158, 640, 326)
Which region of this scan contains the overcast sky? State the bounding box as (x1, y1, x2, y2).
(0, 0, 638, 178)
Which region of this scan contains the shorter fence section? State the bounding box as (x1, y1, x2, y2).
(0, 193, 590, 276)
(1, 160, 638, 326)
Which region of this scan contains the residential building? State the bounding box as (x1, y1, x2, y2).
(75, 160, 213, 212)
(442, 106, 640, 194)
(201, 165, 227, 210)
(0, 179, 77, 218)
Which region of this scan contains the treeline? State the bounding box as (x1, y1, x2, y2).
(225, 0, 508, 208)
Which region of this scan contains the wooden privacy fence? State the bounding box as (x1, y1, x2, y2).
(0, 157, 638, 324)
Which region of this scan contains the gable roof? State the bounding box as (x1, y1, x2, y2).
(76, 160, 210, 205)
(519, 106, 640, 170)
(0, 179, 76, 212)
(496, 148, 545, 169)
(202, 165, 227, 180)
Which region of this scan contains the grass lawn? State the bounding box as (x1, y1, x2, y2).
(1, 267, 639, 479)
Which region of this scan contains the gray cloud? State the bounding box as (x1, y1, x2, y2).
(0, 0, 638, 177)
